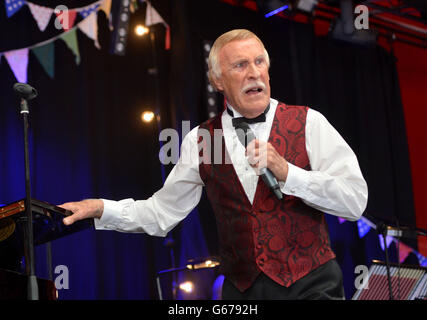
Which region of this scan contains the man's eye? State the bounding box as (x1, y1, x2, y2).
(256, 58, 265, 65)
(235, 62, 246, 68)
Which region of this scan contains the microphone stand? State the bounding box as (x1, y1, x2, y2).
(149, 27, 176, 299)
(19, 98, 39, 300)
(377, 222, 394, 300)
(366, 212, 427, 300)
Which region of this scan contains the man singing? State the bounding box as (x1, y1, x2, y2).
(60, 29, 368, 300)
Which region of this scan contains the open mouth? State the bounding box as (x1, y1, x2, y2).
(244, 86, 264, 95)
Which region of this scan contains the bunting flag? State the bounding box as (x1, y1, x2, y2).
(5, 0, 111, 33)
(337, 217, 347, 224)
(79, 3, 100, 19)
(55, 8, 77, 32)
(1, 1, 109, 83)
(165, 26, 171, 50)
(32, 43, 54, 78)
(60, 29, 81, 65)
(357, 218, 372, 238)
(336, 215, 427, 266)
(1, 0, 164, 83)
(4, 48, 29, 83)
(415, 252, 427, 267)
(145, 1, 164, 26)
(398, 241, 413, 263)
(78, 11, 100, 49)
(5, 0, 26, 18)
(379, 234, 394, 251)
(99, 0, 112, 18)
(145, 1, 171, 50)
(27, 2, 53, 32)
(99, 0, 113, 30)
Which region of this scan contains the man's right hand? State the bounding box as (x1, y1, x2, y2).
(58, 199, 104, 226)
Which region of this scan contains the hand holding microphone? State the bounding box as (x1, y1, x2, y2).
(235, 122, 287, 200)
(246, 139, 289, 181)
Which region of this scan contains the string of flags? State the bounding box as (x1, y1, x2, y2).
(145, 0, 170, 50)
(1, 0, 170, 83)
(337, 216, 427, 267)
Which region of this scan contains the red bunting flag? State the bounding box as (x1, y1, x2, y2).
(55, 8, 77, 32)
(398, 241, 413, 263)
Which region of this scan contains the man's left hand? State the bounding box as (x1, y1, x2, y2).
(246, 139, 289, 182)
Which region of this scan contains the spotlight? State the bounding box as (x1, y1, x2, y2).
(110, 0, 131, 55)
(256, 0, 289, 18)
(202, 40, 221, 118)
(186, 257, 220, 270)
(292, 0, 318, 12)
(265, 4, 289, 18)
(179, 281, 193, 293)
(141, 110, 155, 123)
(135, 24, 149, 36)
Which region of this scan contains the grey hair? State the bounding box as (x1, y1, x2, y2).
(208, 29, 270, 90)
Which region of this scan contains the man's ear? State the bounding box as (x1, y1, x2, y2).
(212, 76, 224, 92)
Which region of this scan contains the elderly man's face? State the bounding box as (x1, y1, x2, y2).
(214, 38, 271, 118)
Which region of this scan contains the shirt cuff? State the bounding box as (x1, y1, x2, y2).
(279, 162, 310, 197)
(94, 199, 125, 230)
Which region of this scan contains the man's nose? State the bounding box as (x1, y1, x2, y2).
(247, 63, 261, 79)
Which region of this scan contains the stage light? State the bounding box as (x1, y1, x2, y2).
(141, 110, 155, 123)
(192, 258, 220, 269)
(110, 0, 131, 55)
(256, 0, 289, 18)
(179, 281, 193, 293)
(293, 0, 318, 12)
(265, 4, 289, 17)
(202, 40, 221, 118)
(135, 24, 149, 36)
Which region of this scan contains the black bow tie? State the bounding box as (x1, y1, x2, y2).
(227, 105, 270, 127)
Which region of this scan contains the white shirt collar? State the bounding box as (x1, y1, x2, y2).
(225, 98, 278, 120)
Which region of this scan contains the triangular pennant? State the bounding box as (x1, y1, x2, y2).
(60, 29, 81, 65)
(130, 0, 138, 13)
(99, 0, 112, 18)
(145, 1, 164, 26)
(32, 42, 55, 78)
(5, 0, 26, 18)
(337, 217, 346, 224)
(357, 219, 371, 238)
(79, 2, 100, 19)
(165, 24, 170, 50)
(55, 8, 77, 32)
(416, 252, 427, 267)
(27, 2, 53, 32)
(398, 241, 413, 263)
(145, 1, 171, 50)
(78, 11, 100, 49)
(4, 48, 29, 83)
(379, 234, 394, 251)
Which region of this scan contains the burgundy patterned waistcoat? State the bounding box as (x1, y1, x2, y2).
(198, 102, 335, 292)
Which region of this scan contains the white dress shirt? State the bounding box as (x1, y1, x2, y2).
(95, 98, 368, 236)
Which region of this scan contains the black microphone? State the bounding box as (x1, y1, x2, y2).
(235, 122, 283, 200)
(13, 83, 38, 101)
